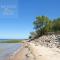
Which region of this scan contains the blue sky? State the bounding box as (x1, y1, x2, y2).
(0, 0, 60, 39)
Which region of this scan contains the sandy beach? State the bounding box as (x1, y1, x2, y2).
(28, 42, 60, 60)
(7, 42, 34, 60)
(7, 42, 60, 60)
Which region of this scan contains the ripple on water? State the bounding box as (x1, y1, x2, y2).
(0, 43, 22, 60)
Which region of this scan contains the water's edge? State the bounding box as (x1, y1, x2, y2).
(0, 43, 22, 60)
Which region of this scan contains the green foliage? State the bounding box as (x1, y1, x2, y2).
(29, 16, 60, 39)
(0, 40, 23, 43)
(33, 16, 53, 36)
(53, 18, 60, 32)
(33, 16, 49, 30)
(29, 32, 38, 39)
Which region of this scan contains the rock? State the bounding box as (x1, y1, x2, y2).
(34, 34, 60, 48)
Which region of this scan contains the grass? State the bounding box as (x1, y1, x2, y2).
(0, 40, 24, 43)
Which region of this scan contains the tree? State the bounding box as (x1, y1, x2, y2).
(29, 31, 38, 39)
(44, 20, 53, 33)
(33, 16, 51, 36)
(33, 16, 49, 30)
(53, 18, 60, 32)
(29, 16, 60, 39)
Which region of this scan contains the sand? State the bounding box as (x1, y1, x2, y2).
(8, 42, 60, 60)
(7, 43, 34, 60)
(28, 42, 60, 60)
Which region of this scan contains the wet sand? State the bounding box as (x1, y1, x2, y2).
(8, 42, 35, 60)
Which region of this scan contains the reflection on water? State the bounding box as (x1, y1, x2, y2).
(0, 43, 22, 60)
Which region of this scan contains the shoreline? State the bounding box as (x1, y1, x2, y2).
(6, 42, 60, 60)
(6, 43, 24, 60)
(9, 43, 28, 60)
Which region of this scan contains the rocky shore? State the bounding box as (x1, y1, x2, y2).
(8, 34, 60, 60)
(34, 34, 60, 48)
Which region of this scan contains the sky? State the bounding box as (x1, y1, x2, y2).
(0, 0, 60, 39)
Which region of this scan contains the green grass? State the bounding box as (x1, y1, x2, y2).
(0, 40, 24, 43)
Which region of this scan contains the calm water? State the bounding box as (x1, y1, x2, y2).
(0, 43, 22, 60)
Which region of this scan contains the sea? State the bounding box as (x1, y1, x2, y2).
(0, 43, 22, 60)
